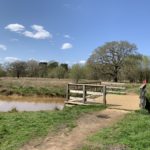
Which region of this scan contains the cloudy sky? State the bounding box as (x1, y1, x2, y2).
(0, 0, 150, 64)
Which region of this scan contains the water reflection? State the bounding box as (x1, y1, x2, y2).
(0, 100, 64, 112)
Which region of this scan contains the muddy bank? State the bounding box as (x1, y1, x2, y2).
(0, 95, 65, 103)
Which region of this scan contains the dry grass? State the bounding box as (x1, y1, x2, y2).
(0, 77, 72, 88)
(0, 77, 73, 97)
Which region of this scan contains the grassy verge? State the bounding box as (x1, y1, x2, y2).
(125, 83, 150, 95)
(81, 109, 150, 150)
(0, 104, 106, 150)
(125, 83, 141, 94)
(0, 86, 65, 97)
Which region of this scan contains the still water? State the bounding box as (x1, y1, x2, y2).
(0, 98, 64, 112)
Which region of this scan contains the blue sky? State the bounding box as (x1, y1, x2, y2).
(0, 0, 150, 64)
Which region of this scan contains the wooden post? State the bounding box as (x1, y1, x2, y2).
(66, 84, 70, 101)
(83, 85, 86, 103)
(103, 85, 106, 105)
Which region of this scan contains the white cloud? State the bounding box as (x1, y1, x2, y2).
(64, 34, 71, 38)
(23, 25, 52, 39)
(4, 57, 19, 63)
(61, 43, 73, 49)
(79, 60, 86, 64)
(0, 44, 7, 51)
(5, 24, 51, 40)
(5, 23, 25, 32)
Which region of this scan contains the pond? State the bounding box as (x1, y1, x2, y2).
(0, 96, 65, 112)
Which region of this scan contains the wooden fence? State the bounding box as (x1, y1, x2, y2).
(66, 83, 126, 105)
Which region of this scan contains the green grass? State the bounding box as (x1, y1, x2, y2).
(81, 109, 150, 150)
(0, 104, 105, 150)
(125, 83, 141, 94)
(0, 86, 66, 97)
(126, 83, 150, 95)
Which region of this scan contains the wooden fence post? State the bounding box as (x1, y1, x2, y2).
(66, 84, 70, 101)
(83, 85, 86, 103)
(103, 85, 106, 105)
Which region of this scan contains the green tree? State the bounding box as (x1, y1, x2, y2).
(88, 41, 137, 82)
(139, 56, 150, 82)
(121, 55, 142, 82)
(48, 61, 59, 70)
(53, 66, 66, 79)
(85, 63, 101, 80)
(39, 62, 48, 77)
(47, 61, 59, 78)
(70, 64, 85, 83)
(0, 64, 6, 77)
(60, 63, 68, 71)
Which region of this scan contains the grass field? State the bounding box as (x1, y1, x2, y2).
(0, 77, 139, 97)
(81, 109, 150, 150)
(0, 104, 106, 150)
(0, 77, 71, 97)
(0, 77, 100, 97)
(0, 77, 72, 87)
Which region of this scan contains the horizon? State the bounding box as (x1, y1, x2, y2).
(0, 0, 150, 65)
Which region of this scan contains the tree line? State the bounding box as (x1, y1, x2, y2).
(0, 60, 69, 79)
(0, 41, 150, 83)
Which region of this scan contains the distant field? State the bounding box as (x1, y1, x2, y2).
(0, 77, 72, 88)
(0, 77, 99, 97)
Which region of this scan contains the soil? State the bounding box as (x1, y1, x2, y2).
(20, 94, 139, 150)
(95, 93, 140, 111)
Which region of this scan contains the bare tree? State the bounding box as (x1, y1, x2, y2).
(8, 61, 27, 78)
(26, 60, 39, 77)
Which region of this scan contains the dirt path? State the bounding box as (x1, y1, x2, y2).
(20, 109, 129, 150)
(95, 93, 140, 110)
(21, 94, 139, 150)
